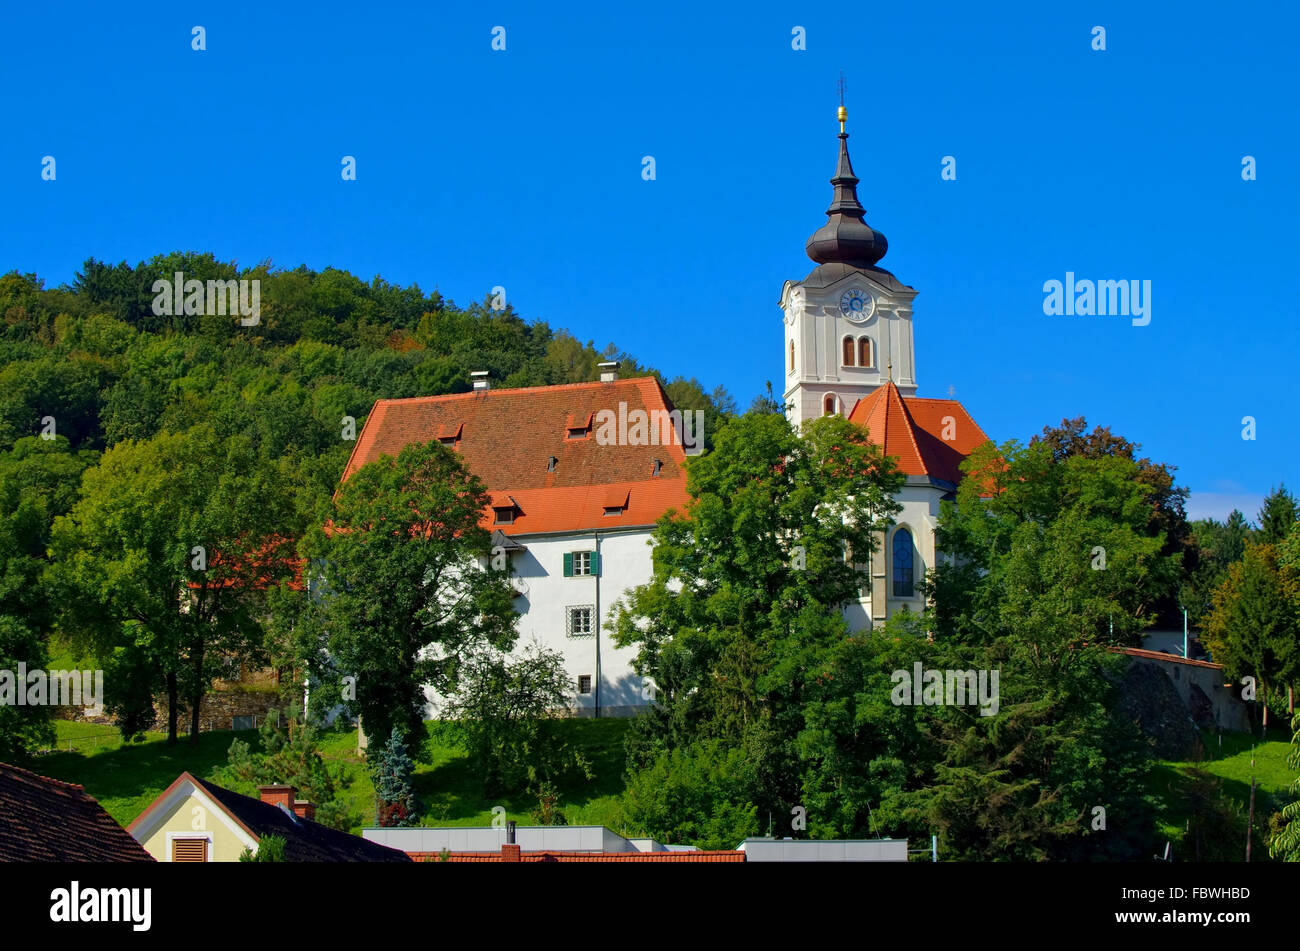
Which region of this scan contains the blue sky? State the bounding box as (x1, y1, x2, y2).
(2, 1, 1295, 522)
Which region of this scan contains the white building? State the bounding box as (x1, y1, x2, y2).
(341, 366, 690, 716)
(339, 102, 992, 713)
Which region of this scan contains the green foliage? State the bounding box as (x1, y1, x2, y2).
(619, 739, 759, 850)
(442, 640, 592, 796)
(239, 834, 286, 862)
(371, 727, 418, 827)
(1258, 484, 1299, 545)
(613, 409, 906, 841)
(1202, 543, 1299, 730)
(302, 440, 518, 758)
(214, 704, 353, 830)
(1269, 713, 1300, 861)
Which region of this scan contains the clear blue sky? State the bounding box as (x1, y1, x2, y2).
(2, 1, 1295, 522)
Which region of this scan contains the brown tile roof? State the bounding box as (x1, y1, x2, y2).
(341, 377, 692, 535)
(1114, 647, 1224, 671)
(846, 382, 990, 485)
(409, 850, 746, 862)
(0, 761, 155, 862)
(128, 773, 411, 863)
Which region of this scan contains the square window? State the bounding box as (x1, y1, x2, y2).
(578, 675, 592, 695)
(567, 606, 594, 637)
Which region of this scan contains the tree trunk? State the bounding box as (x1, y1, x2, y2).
(188, 646, 204, 745)
(166, 671, 179, 744)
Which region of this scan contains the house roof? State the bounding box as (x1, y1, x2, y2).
(0, 761, 155, 862)
(128, 772, 411, 863)
(341, 377, 692, 535)
(409, 849, 746, 862)
(1114, 647, 1225, 671)
(846, 381, 990, 485)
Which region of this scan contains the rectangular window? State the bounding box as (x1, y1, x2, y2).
(493, 506, 515, 524)
(171, 838, 208, 862)
(563, 551, 600, 577)
(578, 675, 592, 695)
(567, 605, 595, 637)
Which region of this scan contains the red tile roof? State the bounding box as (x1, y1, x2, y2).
(0, 762, 155, 862)
(409, 849, 745, 862)
(342, 378, 692, 535)
(846, 382, 990, 485)
(1114, 647, 1224, 671)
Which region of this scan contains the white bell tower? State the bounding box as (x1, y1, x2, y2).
(782, 103, 918, 428)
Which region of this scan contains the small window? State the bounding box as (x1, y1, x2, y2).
(823, 394, 837, 416)
(566, 426, 588, 439)
(603, 505, 624, 516)
(564, 551, 600, 576)
(493, 506, 515, 525)
(567, 606, 595, 637)
(652, 458, 662, 477)
(789, 339, 795, 373)
(859, 337, 873, 368)
(578, 675, 592, 695)
(439, 436, 458, 447)
(547, 456, 558, 472)
(842, 336, 856, 367)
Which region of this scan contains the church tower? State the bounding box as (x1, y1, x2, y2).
(782, 102, 918, 428)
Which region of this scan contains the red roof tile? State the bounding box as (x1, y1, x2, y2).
(409, 849, 745, 862)
(0, 762, 155, 862)
(846, 382, 990, 485)
(342, 378, 692, 535)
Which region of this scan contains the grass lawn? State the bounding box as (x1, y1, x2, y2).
(28, 716, 632, 836)
(1150, 726, 1297, 861)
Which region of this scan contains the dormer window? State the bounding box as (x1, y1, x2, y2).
(492, 495, 522, 525)
(565, 411, 593, 439)
(652, 458, 662, 477)
(603, 488, 629, 517)
(437, 422, 463, 447)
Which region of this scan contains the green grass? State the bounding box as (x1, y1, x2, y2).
(28, 716, 632, 836)
(1150, 727, 1297, 860)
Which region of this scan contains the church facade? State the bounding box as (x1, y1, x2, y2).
(338, 104, 990, 714)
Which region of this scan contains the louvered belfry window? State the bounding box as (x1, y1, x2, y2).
(171, 838, 208, 862)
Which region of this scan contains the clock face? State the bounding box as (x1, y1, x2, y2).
(839, 288, 875, 322)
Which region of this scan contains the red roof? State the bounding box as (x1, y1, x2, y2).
(409, 849, 745, 862)
(342, 378, 692, 535)
(846, 382, 990, 485)
(0, 762, 155, 862)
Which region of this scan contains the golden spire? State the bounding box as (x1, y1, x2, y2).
(837, 72, 847, 133)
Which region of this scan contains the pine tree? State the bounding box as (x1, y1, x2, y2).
(372, 726, 418, 827)
(1259, 485, 1299, 545)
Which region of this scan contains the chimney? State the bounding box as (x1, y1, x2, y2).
(291, 799, 316, 821)
(258, 784, 295, 811)
(470, 370, 490, 391)
(500, 843, 521, 862)
(597, 361, 619, 383)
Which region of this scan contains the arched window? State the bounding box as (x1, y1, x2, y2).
(823, 394, 837, 416)
(789, 339, 795, 373)
(892, 528, 914, 597)
(859, 337, 873, 368)
(842, 336, 856, 366)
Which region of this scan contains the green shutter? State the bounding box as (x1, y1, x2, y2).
(563, 552, 573, 577)
(590, 551, 601, 576)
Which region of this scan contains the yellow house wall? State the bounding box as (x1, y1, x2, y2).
(139, 793, 253, 862)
